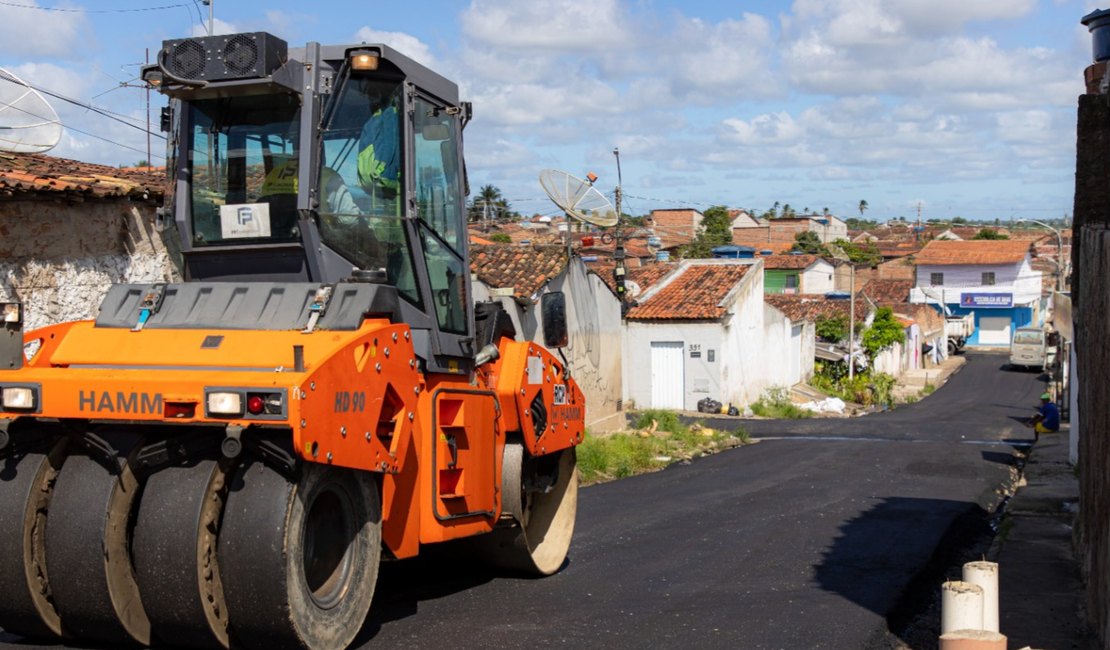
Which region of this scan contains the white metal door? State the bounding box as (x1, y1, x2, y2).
(979, 316, 1011, 345)
(650, 341, 685, 409)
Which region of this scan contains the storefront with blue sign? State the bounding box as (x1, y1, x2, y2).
(948, 292, 1035, 346)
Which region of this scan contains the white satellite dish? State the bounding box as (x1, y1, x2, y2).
(539, 169, 618, 228)
(0, 67, 62, 153)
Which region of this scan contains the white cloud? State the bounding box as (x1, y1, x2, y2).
(460, 0, 633, 52)
(0, 2, 89, 58)
(191, 18, 239, 37)
(720, 112, 804, 146)
(353, 27, 437, 69)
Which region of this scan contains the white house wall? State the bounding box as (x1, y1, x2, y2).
(802, 260, 836, 294)
(473, 258, 624, 431)
(625, 262, 806, 410)
(910, 257, 1042, 306)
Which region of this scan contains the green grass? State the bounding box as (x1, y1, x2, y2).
(748, 387, 812, 419)
(577, 413, 751, 485)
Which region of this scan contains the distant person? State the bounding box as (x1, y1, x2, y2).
(1028, 392, 1060, 436)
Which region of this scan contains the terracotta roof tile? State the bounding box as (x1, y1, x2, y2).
(762, 254, 821, 270)
(585, 260, 674, 297)
(0, 152, 164, 201)
(765, 294, 870, 323)
(625, 263, 749, 321)
(860, 279, 914, 304)
(914, 240, 1031, 266)
(470, 244, 568, 302)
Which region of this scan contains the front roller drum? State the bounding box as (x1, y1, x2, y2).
(477, 444, 579, 576)
(0, 436, 67, 639)
(219, 460, 381, 650)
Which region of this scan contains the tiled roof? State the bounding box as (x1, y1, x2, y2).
(872, 240, 921, 258)
(470, 244, 568, 302)
(732, 234, 795, 254)
(762, 254, 822, 270)
(0, 152, 164, 202)
(765, 294, 871, 323)
(914, 240, 1031, 266)
(860, 279, 914, 304)
(625, 262, 749, 321)
(587, 261, 676, 298)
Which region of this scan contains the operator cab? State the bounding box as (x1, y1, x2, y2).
(143, 32, 475, 372)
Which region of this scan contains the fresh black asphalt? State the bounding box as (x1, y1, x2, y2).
(0, 352, 1044, 649)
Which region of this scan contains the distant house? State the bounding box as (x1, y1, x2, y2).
(647, 208, 703, 249)
(623, 259, 811, 409)
(909, 240, 1041, 346)
(470, 244, 625, 430)
(0, 152, 176, 329)
(762, 254, 835, 294)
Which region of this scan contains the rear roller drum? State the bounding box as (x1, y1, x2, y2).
(219, 460, 381, 650)
(133, 458, 233, 649)
(0, 436, 67, 639)
(476, 444, 579, 576)
(44, 431, 150, 645)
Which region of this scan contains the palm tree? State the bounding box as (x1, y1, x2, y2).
(470, 184, 506, 224)
(858, 200, 869, 217)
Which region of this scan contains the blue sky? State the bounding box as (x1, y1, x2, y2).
(0, 0, 1099, 221)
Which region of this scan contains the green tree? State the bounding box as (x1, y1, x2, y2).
(861, 307, 906, 359)
(952, 216, 967, 224)
(858, 199, 869, 217)
(488, 233, 512, 243)
(831, 238, 882, 267)
(790, 231, 827, 255)
(815, 315, 848, 343)
(681, 205, 733, 258)
(973, 228, 1009, 240)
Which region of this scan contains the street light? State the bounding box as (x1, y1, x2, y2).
(1017, 219, 1065, 292)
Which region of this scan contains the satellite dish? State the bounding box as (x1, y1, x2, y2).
(539, 169, 618, 227)
(0, 67, 62, 153)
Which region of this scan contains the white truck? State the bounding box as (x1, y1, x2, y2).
(945, 312, 975, 355)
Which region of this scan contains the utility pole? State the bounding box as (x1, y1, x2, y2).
(848, 263, 856, 381)
(612, 148, 627, 308)
(201, 0, 214, 35)
(145, 48, 150, 169)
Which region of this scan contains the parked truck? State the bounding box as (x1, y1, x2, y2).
(0, 32, 584, 650)
(945, 312, 975, 355)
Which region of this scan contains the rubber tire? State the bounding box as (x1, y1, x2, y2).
(219, 460, 380, 650)
(132, 458, 232, 649)
(0, 437, 66, 639)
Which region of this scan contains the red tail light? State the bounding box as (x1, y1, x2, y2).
(246, 394, 266, 415)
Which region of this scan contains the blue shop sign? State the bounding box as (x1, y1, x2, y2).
(961, 293, 1013, 308)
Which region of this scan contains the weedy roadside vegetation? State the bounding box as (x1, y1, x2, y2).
(577, 409, 751, 485)
(749, 387, 812, 419)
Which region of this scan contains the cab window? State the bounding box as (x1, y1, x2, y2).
(187, 94, 301, 245)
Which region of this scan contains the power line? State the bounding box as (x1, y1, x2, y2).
(0, 1, 192, 13)
(1, 71, 165, 140)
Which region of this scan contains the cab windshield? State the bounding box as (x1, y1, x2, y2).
(317, 76, 419, 305)
(187, 93, 301, 245)
(1013, 330, 1044, 345)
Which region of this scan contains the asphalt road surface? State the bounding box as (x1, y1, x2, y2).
(0, 351, 1044, 649)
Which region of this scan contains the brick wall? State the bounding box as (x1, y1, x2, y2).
(1074, 92, 1110, 646)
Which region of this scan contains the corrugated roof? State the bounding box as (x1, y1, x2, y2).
(626, 263, 749, 321)
(914, 240, 1031, 266)
(470, 244, 568, 302)
(0, 152, 164, 202)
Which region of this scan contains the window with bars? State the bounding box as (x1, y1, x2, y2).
(930, 272, 944, 286)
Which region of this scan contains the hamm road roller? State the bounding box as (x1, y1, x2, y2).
(0, 31, 584, 650)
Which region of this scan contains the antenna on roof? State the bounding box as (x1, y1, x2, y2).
(538, 169, 618, 227)
(0, 67, 62, 153)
